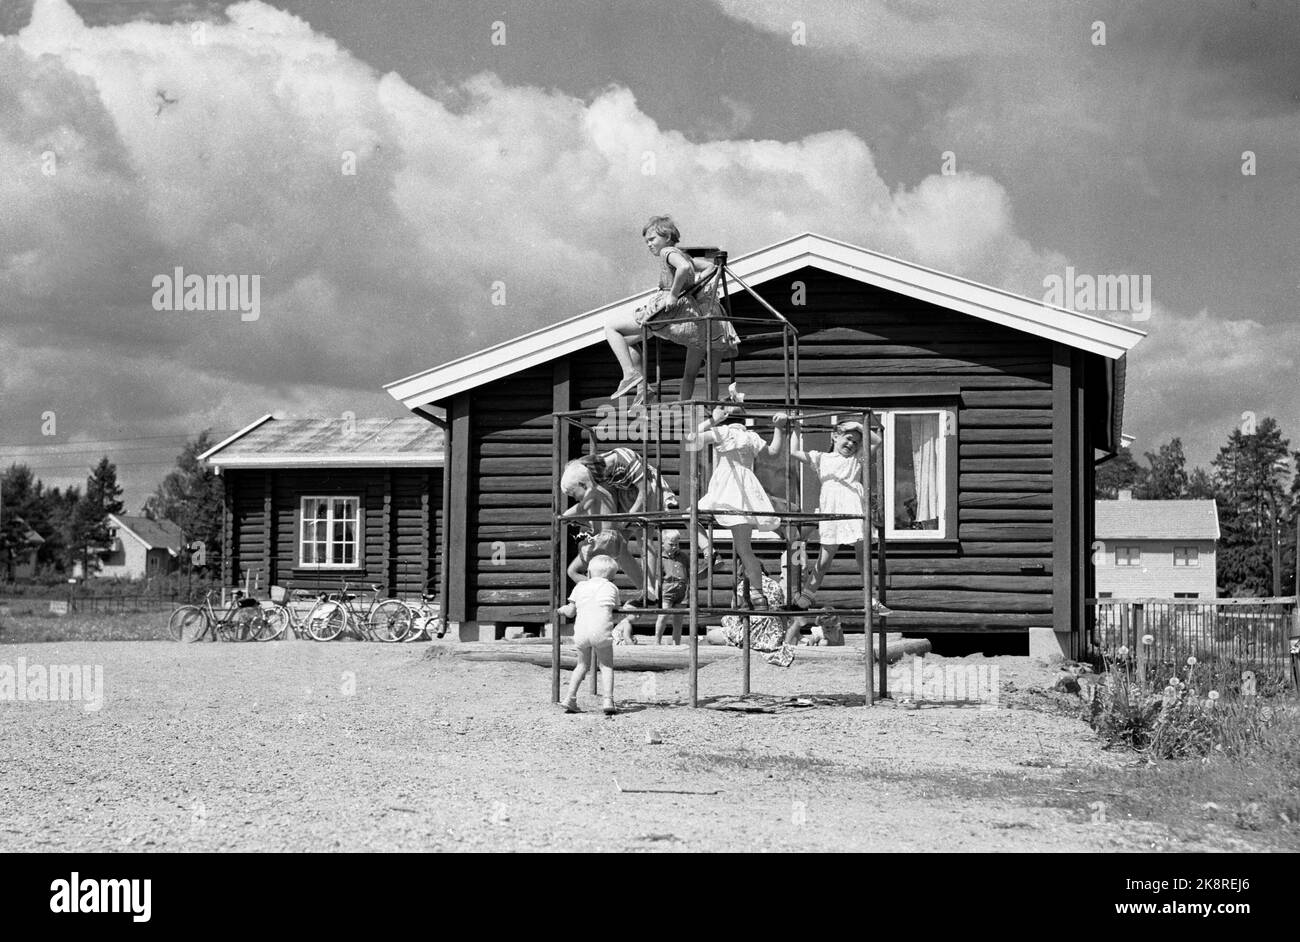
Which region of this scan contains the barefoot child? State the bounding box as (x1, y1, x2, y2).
(568, 531, 635, 644)
(556, 554, 621, 715)
(687, 404, 780, 611)
(604, 216, 738, 403)
(650, 529, 690, 645)
(770, 415, 892, 628)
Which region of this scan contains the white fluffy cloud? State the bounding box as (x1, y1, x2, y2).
(1, 0, 1072, 497)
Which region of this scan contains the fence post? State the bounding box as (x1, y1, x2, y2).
(1133, 603, 1145, 682)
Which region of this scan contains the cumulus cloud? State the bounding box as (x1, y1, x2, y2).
(1123, 306, 1300, 469)
(0, 0, 1084, 498)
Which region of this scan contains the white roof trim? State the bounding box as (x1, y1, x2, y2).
(205, 454, 444, 470)
(198, 413, 275, 462)
(385, 232, 1147, 410)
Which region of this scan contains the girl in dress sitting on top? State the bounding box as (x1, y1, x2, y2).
(604, 215, 738, 404)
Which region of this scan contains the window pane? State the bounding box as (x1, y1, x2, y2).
(892, 413, 941, 530)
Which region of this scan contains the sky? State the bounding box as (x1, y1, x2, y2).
(1, 0, 1298, 509)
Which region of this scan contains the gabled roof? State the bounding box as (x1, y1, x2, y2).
(385, 231, 1147, 411)
(11, 517, 44, 546)
(199, 416, 444, 470)
(1095, 499, 1220, 541)
(110, 514, 184, 555)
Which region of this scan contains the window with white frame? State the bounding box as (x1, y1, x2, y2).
(299, 496, 361, 568)
(1173, 546, 1198, 567)
(1115, 545, 1140, 566)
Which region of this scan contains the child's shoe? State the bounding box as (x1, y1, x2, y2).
(872, 598, 893, 618)
(611, 372, 643, 399)
(562, 697, 581, 713)
(602, 698, 618, 716)
(747, 593, 769, 612)
(793, 588, 816, 610)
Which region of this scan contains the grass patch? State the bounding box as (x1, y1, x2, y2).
(1045, 710, 1300, 850)
(0, 610, 171, 643)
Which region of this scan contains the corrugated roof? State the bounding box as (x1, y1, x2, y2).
(201, 417, 444, 469)
(112, 514, 184, 553)
(1095, 499, 1220, 540)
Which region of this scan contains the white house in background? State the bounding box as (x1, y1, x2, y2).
(1094, 493, 1219, 599)
(93, 514, 184, 579)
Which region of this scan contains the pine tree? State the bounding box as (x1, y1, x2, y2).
(1212, 417, 1291, 596)
(1, 464, 38, 580)
(38, 484, 79, 572)
(71, 457, 125, 578)
(143, 431, 225, 574)
(1185, 467, 1216, 500)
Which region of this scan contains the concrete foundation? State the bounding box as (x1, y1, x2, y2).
(1028, 626, 1071, 660)
(456, 621, 500, 642)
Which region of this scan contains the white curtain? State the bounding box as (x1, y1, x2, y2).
(911, 413, 941, 524)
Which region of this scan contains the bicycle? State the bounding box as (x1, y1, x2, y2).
(252, 585, 330, 641)
(305, 581, 412, 642)
(168, 589, 268, 643)
(401, 590, 445, 642)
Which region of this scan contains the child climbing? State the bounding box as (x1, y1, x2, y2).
(556, 554, 622, 715)
(686, 403, 780, 611)
(560, 459, 652, 607)
(603, 215, 739, 404)
(770, 414, 892, 627)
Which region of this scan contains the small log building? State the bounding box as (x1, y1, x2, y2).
(201, 416, 444, 597)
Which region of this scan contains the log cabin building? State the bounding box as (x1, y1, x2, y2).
(201, 416, 444, 597)
(385, 233, 1145, 655)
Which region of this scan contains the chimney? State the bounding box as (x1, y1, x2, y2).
(1117, 489, 1133, 501)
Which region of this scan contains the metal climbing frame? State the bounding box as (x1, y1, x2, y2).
(550, 249, 890, 708)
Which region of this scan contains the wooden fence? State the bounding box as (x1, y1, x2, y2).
(1088, 597, 1298, 694)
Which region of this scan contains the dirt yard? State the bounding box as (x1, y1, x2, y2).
(0, 638, 1276, 852)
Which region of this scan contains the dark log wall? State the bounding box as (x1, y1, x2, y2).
(451, 266, 1090, 635)
(223, 467, 442, 597)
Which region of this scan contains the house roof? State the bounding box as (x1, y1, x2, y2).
(1095, 499, 1221, 541)
(110, 514, 184, 554)
(199, 416, 445, 470)
(11, 517, 44, 546)
(385, 231, 1147, 412)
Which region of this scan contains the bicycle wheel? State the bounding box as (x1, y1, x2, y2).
(253, 604, 288, 641)
(168, 606, 208, 643)
(368, 600, 414, 643)
(215, 612, 248, 642)
(307, 600, 347, 641)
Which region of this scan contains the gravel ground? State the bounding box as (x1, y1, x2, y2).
(0, 639, 1271, 852)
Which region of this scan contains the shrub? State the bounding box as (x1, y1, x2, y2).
(1089, 648, 1278, 759)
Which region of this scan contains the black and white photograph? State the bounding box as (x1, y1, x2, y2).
(1, 0, 1297, 880)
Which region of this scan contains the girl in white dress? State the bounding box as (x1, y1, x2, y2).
(687, 404, 780, 610)
(770, 415, 891, 619)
